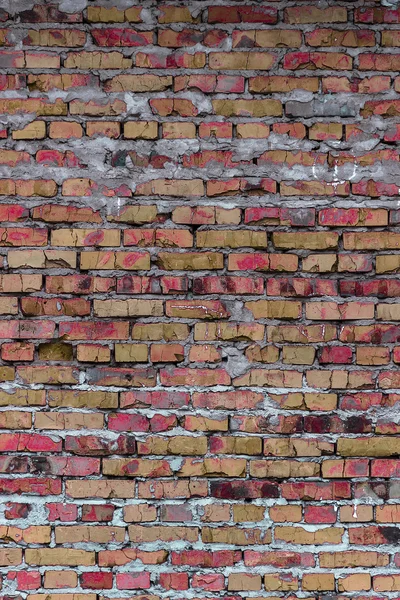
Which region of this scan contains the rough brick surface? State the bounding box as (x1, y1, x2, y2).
(0, 0, 400, 596)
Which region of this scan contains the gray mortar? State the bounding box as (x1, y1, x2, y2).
(0, 1, 399, 593)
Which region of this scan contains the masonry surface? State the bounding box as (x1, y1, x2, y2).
(1, 0, 400, 596)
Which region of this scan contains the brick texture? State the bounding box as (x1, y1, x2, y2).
(0, 0, 399, 595)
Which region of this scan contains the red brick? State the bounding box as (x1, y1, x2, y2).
(0, 4, 395, 589)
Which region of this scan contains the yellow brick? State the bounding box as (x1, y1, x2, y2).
(51, 229, 120, 247)
(12, 121, 46, 139)
(94, 299, 163, 317)
(124, 121, 158, 139)
(115, 344, 149, 362)
(162, 122, 196, 139)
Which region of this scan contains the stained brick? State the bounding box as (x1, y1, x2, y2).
(0, 2, 395, 594)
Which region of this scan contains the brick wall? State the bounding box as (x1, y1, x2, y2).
(0, 0, 399, 596)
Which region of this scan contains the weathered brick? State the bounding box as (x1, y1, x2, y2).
(0, 3, 396, 592)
